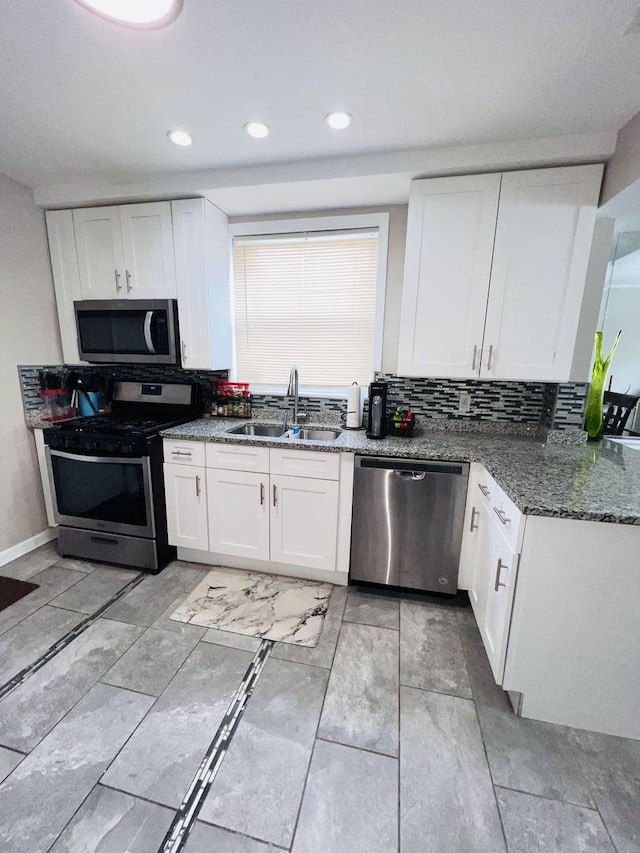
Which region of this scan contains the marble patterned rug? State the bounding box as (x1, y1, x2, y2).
(170, 567, 333, 646)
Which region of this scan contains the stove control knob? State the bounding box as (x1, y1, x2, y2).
(107, 442, 118, 454)
(120, 444, 133, 455)
(86, 440, 99, 452)
(64, 436, 79, 449)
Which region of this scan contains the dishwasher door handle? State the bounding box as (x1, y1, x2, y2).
(395, 470, 426, 480)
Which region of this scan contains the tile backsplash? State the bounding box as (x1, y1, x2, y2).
(375, 373, 550, 424)
(18, 364, 589, 432)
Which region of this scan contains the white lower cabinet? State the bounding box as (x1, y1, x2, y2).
(206, 468, 269, 561)
(270, 475, 339, 572)
(163, 463, 208, 550)
(163, 440, 351, 580)
(464, 465, 523, 683)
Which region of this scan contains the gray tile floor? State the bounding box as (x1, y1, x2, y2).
(0, 543, 639, 852)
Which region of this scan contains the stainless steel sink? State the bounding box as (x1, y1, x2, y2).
(295, 428, 342, 442)
(227, 423, 286, 438)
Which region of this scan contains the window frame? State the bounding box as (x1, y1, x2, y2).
(228, 213, 389, 397)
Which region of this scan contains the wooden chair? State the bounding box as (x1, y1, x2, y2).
(602, 391, 640, 435)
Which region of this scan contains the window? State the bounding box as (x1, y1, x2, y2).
(230, 215, 388, 390)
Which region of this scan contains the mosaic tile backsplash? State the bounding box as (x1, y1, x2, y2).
(18, 364, 589, 431)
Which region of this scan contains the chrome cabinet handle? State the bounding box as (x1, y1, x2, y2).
(125, 269, 132, 292)
(486, 345, 494, 371)
(494, 557, 508, 592)
(195, 475, 201, 497)
(478, 484, 490, 497)
(492, 506, 511, 526)
(171, 450, 192, 457)
(181, 341, 187, 362)
(272, 484, 277, 507)
(260, 482, 265, 505)
(469, 506, 479, 532)
(114, 269, 122, 292)
(471, 345, 478, 371)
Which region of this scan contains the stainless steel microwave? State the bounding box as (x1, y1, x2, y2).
(74, 299, 180, 365)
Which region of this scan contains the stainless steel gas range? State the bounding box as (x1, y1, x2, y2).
(44, 381, 200, 572)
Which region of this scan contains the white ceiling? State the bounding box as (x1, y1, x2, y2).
(2, 0, 640, 204)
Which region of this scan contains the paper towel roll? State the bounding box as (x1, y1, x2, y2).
(346, 383, 362, 428)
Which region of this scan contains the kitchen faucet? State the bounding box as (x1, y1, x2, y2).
(286, 365, 299, 424)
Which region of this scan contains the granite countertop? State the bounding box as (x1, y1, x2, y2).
(161, 418, 640, 525)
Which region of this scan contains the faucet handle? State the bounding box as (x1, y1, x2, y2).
(297, 411, 308, 424)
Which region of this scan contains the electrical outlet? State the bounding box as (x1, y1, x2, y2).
(458, 391, 471, 414)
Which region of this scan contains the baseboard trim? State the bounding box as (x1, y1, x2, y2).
(177, 547, 349, 586)
(0, 528, 58, 568)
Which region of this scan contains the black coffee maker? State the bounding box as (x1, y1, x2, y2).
(366, 381, 388, 439)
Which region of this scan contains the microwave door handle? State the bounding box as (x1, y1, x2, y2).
(143, 311, 157, 354)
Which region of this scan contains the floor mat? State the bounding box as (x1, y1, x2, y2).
(170, 567, 332, 646)
(0, 576, 39, 613)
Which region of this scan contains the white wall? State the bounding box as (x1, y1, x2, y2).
(0, 172, 62, 553)
(229, 204, 408, 376)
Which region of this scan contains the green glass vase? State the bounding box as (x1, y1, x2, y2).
(584, 330, 621, 440)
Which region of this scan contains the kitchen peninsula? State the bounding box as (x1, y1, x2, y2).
(161, 417, 640, 741)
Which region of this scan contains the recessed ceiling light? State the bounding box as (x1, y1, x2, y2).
(245, 121, 270, 139)
(73, 0, 183, 29)
(326, 112, 352, 130)
(167, 129, 192, 147)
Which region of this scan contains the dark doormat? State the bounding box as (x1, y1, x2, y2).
(0, 576, 39, 613)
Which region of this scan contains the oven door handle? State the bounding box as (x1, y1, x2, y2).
(143, 311, 157, 355)
(48, 449, 145, 465)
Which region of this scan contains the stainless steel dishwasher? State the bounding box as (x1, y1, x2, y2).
(350, 456, 469, 593)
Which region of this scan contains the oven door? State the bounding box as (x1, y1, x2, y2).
(46, 449, 155, 538)
(74, 299, 179, 365)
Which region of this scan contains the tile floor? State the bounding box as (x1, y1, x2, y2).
(0, 542, 638, 852)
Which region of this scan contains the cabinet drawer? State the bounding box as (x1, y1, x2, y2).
(269, 448, 340, 481)
(163, 439, 206, 467)
(476, 467, 523, 551)
(206, 442, 270, 473)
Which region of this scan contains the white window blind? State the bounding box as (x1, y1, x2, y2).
(232, 228, 379, 386)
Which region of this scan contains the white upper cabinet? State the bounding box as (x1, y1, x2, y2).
(73, 206, 125, 299)
(47, 198, 232, 370)
(46, 209, 82, 363)
(119, 202, 176, 298)
(73, 202, 176, 300)
(398, 164, 603, 382)
(172, 198, 232, 370)
(398, 174, 501, 378)
(481, 165, 602, 381)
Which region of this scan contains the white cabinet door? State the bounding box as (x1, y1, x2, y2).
(470, 498, 492, 614)
(120, 202, 176, 298)
(73, 206, 125, 299)
(207, 468, 269, 561)
(483, 529, 519, 682)
(46, 210, 83, 363)
(398, 174, 501, 378)
(481, 164, 602, 381)
(163, 463, 208, 550)
(270, 475, 339, 572)
(172, 198, 232, 370)
(457, 463, 482, 590)
(470, 496, 520, 684)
